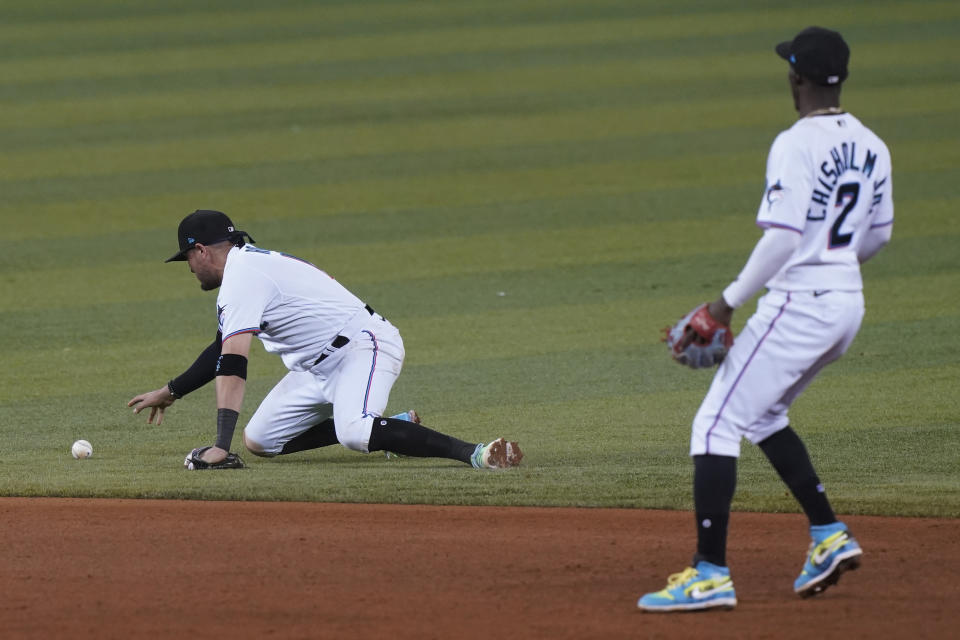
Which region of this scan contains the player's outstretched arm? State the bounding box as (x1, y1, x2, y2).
(127, 332, 223, 426)
(127, 387, 177, 425)
(198, 332, 253, 464)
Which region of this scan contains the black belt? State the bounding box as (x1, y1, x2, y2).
(314, 305, 376, 365)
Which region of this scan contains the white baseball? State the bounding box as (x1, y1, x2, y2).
(71, 439, 93, 459)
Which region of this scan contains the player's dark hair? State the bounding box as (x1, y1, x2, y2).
(206, 231, 253, 252)
(228, 230, 249, 249)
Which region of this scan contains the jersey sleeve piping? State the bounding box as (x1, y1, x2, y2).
(223, 328, 261, 342)
(756, 220, 803, 234)
(869, 219, 893, 229)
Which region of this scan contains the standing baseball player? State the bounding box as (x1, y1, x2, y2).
(128, 209, 523, 471)
(638, 26, 893, 611)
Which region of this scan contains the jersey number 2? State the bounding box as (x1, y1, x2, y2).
(830, 182, 860, 248)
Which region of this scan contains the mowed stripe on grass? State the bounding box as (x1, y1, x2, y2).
(0, 0, 956, 511)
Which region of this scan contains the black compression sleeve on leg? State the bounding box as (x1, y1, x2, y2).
(758, 426, 836, 526)
(279, 419, 339, 455)
(692, 454, 737, 568)
(368, 417, 477, 463)
(169, 332, 222, 398)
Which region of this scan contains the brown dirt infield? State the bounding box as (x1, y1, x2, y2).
(1, 498, 955, 639)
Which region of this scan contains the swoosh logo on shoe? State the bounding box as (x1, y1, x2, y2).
(811, 533, 848, 565)
(687, 580, 732, 600)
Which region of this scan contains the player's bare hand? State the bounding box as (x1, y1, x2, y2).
(128, 387, 176, 425)
(676, 298, 735, 350)
(200, 446, 228, 464)
(707, 296, 734, 328)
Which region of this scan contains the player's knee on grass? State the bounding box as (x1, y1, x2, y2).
(334, 415, 373, 453)
(243, 429, 276, 458)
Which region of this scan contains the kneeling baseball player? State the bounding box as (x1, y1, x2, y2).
(128, 209, 523, 471)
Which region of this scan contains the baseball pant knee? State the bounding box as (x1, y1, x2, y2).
(243, 430, 275, 458)
(334, 415, 374, 453)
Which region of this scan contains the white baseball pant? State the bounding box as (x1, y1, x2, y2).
(243, 316, 405, 455)
(690, 289, 865, 457)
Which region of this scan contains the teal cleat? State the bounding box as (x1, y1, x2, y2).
(389, 409, 420, 424)
(794, 522, 862, 598)
(637, 561, 737, 612)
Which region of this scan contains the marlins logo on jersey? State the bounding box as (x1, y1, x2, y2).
(765, 180, 787, 211)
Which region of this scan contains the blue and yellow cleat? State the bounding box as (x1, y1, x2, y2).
(637, 561, 737, 612)
(794, 522, 862, 598)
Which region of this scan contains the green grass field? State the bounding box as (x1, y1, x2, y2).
(1, 0, 957, 517)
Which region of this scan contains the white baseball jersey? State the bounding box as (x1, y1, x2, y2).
(691, 111, 893, 457)
(216, 245, 368, 372)
(758, 112, 893, 291)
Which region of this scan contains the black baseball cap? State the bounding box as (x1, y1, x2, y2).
(165, 209, 254, 262)
(776, 26, 849, 86)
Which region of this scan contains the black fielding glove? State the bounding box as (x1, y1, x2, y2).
(183, 446, 245, 470)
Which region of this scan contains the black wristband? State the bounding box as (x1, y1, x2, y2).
(216, 408, 240, 451)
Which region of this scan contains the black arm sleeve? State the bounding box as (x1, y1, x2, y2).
(168, 332, 222, 398)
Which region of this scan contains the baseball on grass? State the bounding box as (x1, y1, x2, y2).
(71, 439, 93, 459)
